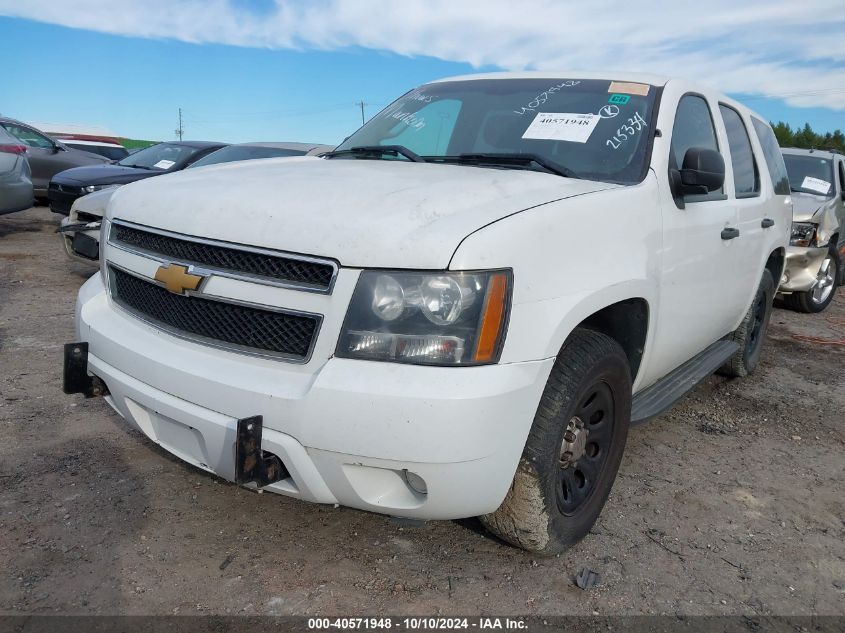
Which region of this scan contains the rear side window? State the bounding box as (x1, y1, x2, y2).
(719, 105, 759, 197)
(750, 118, 790, 195)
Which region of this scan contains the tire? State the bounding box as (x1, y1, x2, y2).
(783, 245, 840, 314)
(480, 328, 631, 555)
(718, 269, 775, 378)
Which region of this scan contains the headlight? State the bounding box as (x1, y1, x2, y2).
(337, 270, 511, 366)
(82, 184, 120, 194)
(790, 222, 817, 247)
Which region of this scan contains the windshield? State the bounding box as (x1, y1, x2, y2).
(783, 154, 834, 197)
(118, 143, 197, 171)
(335, 78, 658, 184)
(189, 145, 307, 169)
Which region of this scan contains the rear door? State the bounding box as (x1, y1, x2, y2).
(717, 103, 766, 315)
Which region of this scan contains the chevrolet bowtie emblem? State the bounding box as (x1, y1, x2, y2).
(154, 264, 204, 294)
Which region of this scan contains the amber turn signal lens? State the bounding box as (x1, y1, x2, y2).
(473, 273, 509, 363)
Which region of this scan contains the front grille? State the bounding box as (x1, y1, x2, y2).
(110, 267, 320, 360)
(111, 222, 336, 291)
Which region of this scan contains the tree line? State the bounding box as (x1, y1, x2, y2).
(771, 121, 845, 153)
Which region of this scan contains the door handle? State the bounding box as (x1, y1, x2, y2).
(761, 218, 775, 228)
(721, 227, 740, 240)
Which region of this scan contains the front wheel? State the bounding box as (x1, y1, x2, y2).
(784, 245, 840, 313)
(480, 329, 631, 555)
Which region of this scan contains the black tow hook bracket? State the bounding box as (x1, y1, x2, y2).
(235, 416, 288, 487)
(63, 343, 109, 398)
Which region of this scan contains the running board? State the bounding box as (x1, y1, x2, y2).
(630, 340, 739, 425)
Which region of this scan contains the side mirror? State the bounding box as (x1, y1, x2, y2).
(678, 147, 724, 195)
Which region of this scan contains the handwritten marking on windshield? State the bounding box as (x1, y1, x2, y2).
(605, 112, 647, 150)
(513, 80, 581, 115)
(391, 110, 426, 131)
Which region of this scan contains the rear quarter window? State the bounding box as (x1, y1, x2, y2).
(751, 118, 790, 195)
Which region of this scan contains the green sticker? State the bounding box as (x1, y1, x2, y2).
(608, 94, 630, 105)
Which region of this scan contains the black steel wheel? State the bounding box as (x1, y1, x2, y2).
(480, 328, 631, 555)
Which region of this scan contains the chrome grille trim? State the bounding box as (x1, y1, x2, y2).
(108, 219, 339, 294)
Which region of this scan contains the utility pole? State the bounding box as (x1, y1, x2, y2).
(175, 107, 184, 141)
(355, 100, 368, 125)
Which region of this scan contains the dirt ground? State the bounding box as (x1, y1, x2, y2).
(1, 206, 843, 617)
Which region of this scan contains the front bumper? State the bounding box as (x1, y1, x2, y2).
(779, 245, 829, 293)
(73, 274, 553, 519)
(48, 186, 80, 215)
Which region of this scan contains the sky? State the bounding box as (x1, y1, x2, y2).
(1, 0, 844, 145)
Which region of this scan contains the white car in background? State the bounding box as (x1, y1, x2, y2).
(66, 72, 790, 554)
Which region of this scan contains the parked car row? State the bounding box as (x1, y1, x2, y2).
(61, 71, 833, 555)
(57, 141, 333, 261)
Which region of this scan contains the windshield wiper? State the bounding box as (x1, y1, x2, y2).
(120, 163, 153, 170)
(432, 153, 577, 178)
(323, 145, 425, 163)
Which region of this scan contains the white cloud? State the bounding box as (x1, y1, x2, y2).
(3, 0, 845, 109)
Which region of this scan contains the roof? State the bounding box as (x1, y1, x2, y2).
(429, 70, 672, 86)
(782, 147, 842, 159)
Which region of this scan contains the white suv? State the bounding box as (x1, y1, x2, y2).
(65, 72, 791, 554)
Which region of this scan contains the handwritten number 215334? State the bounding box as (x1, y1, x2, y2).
(606, 112, 647, 150)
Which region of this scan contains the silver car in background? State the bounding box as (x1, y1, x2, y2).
(779, 148, 844, 312)
(0, 126, 33, 215)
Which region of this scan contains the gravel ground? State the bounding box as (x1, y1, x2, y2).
(1, 207, 843, 616)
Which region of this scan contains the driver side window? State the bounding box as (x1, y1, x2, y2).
(670, 95, 723, 197)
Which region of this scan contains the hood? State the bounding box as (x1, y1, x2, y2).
(107, 157, 618, 268)
(71, 187, 118, 218)
(52, 164, 163, 186)
(790, 191, 832, 222)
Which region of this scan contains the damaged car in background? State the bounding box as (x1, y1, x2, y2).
(778, 148, 844, 312)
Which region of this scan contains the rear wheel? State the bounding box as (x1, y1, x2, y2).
(480, 329, 631, 555)
(783, 245, 839, 313)
(718, 269, 775, 378)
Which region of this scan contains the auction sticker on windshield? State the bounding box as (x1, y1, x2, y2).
(801, 176, 831, 195)
(522, 113, 600, 143)
(153, 159, 175, 169)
